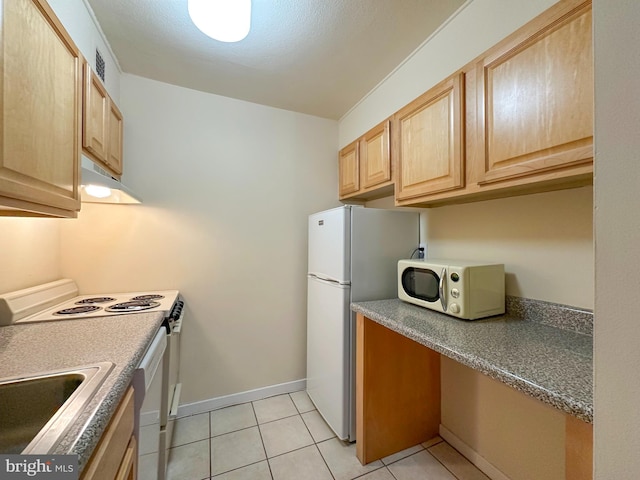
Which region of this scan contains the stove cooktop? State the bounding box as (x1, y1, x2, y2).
(24, 291, 179, 323)
(0, 279, 180, 325)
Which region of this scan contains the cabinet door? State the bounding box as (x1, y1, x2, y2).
(115, 436, 137, 480)
(0, 0, 81, 216)
(476, 0, 593, 184)
(108, 101, 124, 176)
(83, 62, 109, 165)
(338, 141, 359, 198)
(361, 120, 391, 190)
(394, 73, 464, 201)
(82, 387, 135, 480)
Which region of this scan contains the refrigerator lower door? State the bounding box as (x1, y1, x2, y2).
(306, 275, 351, 440)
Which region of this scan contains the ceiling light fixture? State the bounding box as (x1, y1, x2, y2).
(188, 0, 251, 43)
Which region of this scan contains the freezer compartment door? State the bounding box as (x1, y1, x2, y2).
(308, 206, 351, 283)
(306, 275, 351, 440)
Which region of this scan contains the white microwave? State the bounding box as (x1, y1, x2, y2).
(398, 259, 505, 320)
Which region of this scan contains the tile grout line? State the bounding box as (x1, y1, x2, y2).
(288, 392, 302, 415)
(349, 465, 391, 480)
(290, 391, 338, 478)
(296, 395, 320, 443)
(208, 459, 268, 479)
(256, 411, 302, 427)
(251, 399, 275, 480)
(425, 443, 478, 480)
(312, 442, 337, 480)
(208, 411, 212, 480)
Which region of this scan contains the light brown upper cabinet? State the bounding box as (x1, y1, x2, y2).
(83, 63, 109, 166)
(339, 120, 393, 201)
(83, 62, 123, 177)
(392, 0, 593, 207)
(394, 73, 464, 204)
(108, 101, 124, 175)
(0, 0, 82, 218)
(361, 120, 392, 191)
(472, 0, 593, 186)
(338, 140, 360, 198)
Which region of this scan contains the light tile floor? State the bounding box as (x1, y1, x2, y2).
(165, 391, 490, 480)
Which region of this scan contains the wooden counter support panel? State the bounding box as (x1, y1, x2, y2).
(565, 415, 593, 480)
(356, 313, 440, 464)
(82, 387, 136, 480)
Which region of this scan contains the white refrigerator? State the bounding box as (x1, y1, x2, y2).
(306, 205, 419, 441)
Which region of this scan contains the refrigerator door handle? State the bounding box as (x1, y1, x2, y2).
(308, 274, 351, 287)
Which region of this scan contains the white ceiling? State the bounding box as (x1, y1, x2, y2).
(86, 0, 466, 120)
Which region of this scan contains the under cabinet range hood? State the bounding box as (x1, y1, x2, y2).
(80, 157, 141, 204)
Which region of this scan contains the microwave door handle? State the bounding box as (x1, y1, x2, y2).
(439, 268, 447, 312)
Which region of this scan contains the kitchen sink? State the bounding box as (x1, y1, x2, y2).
(0, 362, 113, 454)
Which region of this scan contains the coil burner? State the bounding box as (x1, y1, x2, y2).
(105, 300, 161, 313)
(53, 305, 102, 315)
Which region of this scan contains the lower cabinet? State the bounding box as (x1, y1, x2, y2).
(115, 436, 137, 480)
(82, 387, 137, 480)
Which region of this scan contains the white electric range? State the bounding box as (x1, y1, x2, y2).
(0, 279, 184, 480)
(0, 279, 182, 324)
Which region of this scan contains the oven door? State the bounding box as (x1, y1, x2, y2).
(136, 328, 168, 480)
(399, 265, 448, 313)
(159, 315, 183, 479)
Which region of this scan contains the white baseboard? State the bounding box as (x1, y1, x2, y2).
(176, 379, 307, 418)
(439, 424, 511, 480)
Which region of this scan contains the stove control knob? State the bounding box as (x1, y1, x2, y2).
(449, 303, 460, 314)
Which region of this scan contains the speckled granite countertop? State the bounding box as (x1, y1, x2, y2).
(0, 312, 164, 472)
(351, 299, 593, 423)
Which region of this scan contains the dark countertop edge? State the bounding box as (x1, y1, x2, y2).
(351, 301, 593, 424)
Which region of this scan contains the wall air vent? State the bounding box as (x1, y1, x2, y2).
(96, 48, 105, 82)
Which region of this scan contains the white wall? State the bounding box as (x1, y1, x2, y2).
(369, 187, 594, 309)
(0, 218, 60, 294)
(593, 0, 640, 477)
(60, 75, 339, 403)
(342, 1, 592, 478)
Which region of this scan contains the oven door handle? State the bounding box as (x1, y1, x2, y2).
(171, 317, 183, 334)
(169, 383, 182, 419)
